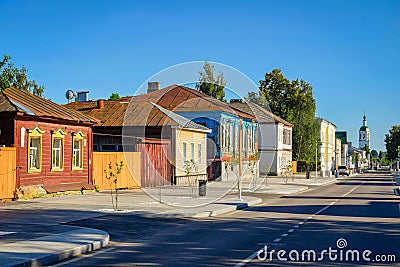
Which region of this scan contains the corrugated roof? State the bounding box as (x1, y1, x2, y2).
(65, 99, 210, 131)
(229, 101, 293, 126)
(125, 84, 256, 120)
(0, 88, 97, 123)
(151, 103, 211, 132)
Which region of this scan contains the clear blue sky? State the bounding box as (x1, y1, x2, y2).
(1, 0, 399, 151)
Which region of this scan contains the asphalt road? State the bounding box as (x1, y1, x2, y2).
(50, 172, 400, 266)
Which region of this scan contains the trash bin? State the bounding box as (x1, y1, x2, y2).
(199, 180, 207, 196)
(306, 171, 310, 179)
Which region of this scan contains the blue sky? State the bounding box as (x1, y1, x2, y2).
(1, 0, 399, 151)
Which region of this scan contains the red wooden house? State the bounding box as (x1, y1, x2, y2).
(0, 88, 97, 194)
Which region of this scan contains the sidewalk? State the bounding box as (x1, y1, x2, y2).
(0, 175, 339, 267)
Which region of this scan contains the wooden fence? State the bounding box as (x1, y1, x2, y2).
(92, 152, 141, 190)
(0, 147, 16, 199)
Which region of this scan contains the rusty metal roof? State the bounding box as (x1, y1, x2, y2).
(0, 88, 97, 123)
(229, 101, 292, 126)
(127, 84, 256, 120)
(65, 99, 210, 131)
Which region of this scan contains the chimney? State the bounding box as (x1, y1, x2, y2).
(97, 99, 104, 109)
(147, 82, 160, 93)
(77, 91, 89, 102)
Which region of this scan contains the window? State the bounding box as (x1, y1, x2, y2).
(30, 137, 40, 170)
(73, 139, 82, 169)
(191, 143, 195, 160)
(51, 129, 66, 171)
(27, 127, 44, 173)
(183, 142, 187, 162)
(72, 131, 85, 170)
(52, 138, 62, 168)
(198, 143, 202, 164)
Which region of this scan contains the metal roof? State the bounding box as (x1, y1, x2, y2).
(0, 88, 97, 123)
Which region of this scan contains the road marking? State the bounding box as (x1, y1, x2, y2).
(288, 229, 295, 233)
(294, 225, 299, 228)
(281, 233, 288, 237)
(49, 247, 115, 266)
(235, 180, 366, 267)
(0, 231, 16, 236)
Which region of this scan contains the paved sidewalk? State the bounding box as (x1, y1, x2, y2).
(0, 175, 339, 267)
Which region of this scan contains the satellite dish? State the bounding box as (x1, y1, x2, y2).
(65, 90, 75, 103)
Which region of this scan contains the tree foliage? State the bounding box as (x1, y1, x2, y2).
(244, 91, 268, 108)
(108, 93, 121, 100)
(384, 125, 400, 160)
(259, 69, 320, 162)
(371, 149, 378, 158)
(0, 55, 45, 97)
(196, 61, 226, 101)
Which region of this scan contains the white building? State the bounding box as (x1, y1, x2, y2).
(359, 112, 370, 149)
(229, 101, 293, 175)
(316, 118, 337, 177)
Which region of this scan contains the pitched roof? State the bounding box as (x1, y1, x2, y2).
(0, 88, 97, 123)
(65, 99, 210, 132)
(125, 84, 256, 120)
(229, 101, 292, 126)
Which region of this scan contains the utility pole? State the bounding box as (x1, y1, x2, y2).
(315, 140, 318, 182)
(238, 119, 243, 201)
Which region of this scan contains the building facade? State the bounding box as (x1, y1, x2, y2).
(317, 118, 337, 177)
(0, 88, 96, 193)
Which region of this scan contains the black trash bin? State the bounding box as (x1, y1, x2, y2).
(199, 180, 207, 196)
(306, 171, 310, 179)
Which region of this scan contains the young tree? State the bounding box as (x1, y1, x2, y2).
(196, 61, 226, 101)
(108, 93, 121, 100)
(259, 69, 319, 162)
(0, 55, 45, 97)
(384, 125, 400, 160)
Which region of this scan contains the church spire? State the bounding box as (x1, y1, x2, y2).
(363, 110, 367, 126)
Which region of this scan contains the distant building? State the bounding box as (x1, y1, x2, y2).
(316, 118, 337, 177)
(359, 112, 370, 149)
(336, 131, 348, 166)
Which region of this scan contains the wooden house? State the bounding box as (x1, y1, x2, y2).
(0, 88, 96, 194)
(65, 97, 210, 187)
(128, 84, 259, 181)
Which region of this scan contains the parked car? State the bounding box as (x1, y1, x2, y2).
(338, 166, 349, 176)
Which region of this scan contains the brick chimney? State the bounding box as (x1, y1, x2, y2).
(97, 99, 104, 109)
(147, 82, 160, 93)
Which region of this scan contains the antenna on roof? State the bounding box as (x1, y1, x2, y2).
(65, 90, 76, 103)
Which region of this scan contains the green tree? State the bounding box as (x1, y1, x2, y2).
(108, 93, 121, 100)
(196, 61, 226, 101)
(384, 125, 400, 160)
(259, 69, 319, 162)
(244, 91, 267, 108)
(371, 149, 378, 158)
(0, 55, 45, 97)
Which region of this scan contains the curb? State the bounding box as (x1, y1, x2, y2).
(131, 197, 263, 219)
(0, 228, 109, 267)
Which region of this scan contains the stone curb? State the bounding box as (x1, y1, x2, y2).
(0, 228, 109, 267)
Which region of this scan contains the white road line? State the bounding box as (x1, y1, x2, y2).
(234, 180, 366, 267)
(0, 231, 16, 236)
(288, 229, 295, 233)
(49, 247, 115, 267)
(294, 225, 299, 228)
(281, 233, 288, 237)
